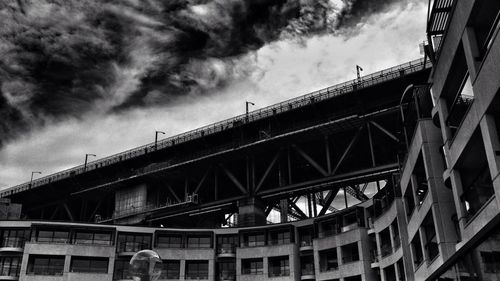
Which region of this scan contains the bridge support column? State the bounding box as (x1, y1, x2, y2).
(237, 197, 266, 227)
(279, 199, 288, 223)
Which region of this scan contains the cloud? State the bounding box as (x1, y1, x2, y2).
(0, 0, 411, 147)
(0, 0, 427, 189)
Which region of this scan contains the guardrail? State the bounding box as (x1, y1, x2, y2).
(1, 58, 431, 198)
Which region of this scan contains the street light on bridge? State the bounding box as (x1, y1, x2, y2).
(245, 101, 255, 122)
(30, 171, 42, 187)
(84, 153, 96, 171)
(155, 131, 165, 150)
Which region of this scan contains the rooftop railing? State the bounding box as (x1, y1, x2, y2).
(1, 58, 430, 198)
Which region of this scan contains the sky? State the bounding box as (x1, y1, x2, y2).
(0, 0, 428, 189)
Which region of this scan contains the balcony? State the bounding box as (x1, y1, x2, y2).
(299, 240, 313, 251)
(217, 244, 236, 258)
(0, 238, 25, 252)
(219, 271, 235, 281)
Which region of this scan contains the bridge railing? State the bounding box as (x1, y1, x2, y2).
(1, 58, 430, 197)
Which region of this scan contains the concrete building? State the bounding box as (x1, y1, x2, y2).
(0, 0, 500, 280)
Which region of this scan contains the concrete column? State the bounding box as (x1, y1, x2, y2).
(180, 259, 186, 280)
(237, 198, 266, 227)
(436, 97, 453, 145)
(479, 115, 500, 180)
(375, 232, 382, 262)
(388, 223, 395, 252)
(462, 27, 480, 80)
(448, 169, 467, 230)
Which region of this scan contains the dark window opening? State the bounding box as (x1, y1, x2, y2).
(300, 255, 315, 276)
(341, 242, 360, 263)
(217, 235, 237, 255)
(157, 234, 183, 248)
(392, 219, 401, 250)
(242, 258, 263, 275)
(298, 227, 313, 247)
(185, 260, 208, 280)
(380, 228, 392, 258)
(187, 235, 211, 248)
(0, 256, 21, 277)
(411, 234, 424, 268)
(0, 229, 29, 248)
(73, 231, 113, 245)
(397, 259, 406, 281)
(423, 211, 440, 262)
(241, 232, 265, 247)
(268, 256, 289, 277)
(268, 230, 290, 245)
(469, 0, 500, 57)
(404, 184, 415, 217)
(217, 260, 235, 280)
(117, 233, 151, 252)
(161, 260, 180, 279)
(459, 129, 495, 220)
(27, 255, 65, 276)
(319, 248, 338, 272)
(384, 264, 397, 281)
(70, 257, 108, 273)
(36, 229, 69, 244)
(414, 153, 428, 206)
(113, 258, 130, 280)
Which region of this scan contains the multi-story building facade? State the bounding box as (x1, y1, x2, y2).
(0, 0, 499, 280)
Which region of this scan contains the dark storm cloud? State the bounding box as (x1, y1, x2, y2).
(0, 0, 403, 147)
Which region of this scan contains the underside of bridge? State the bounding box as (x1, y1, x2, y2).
(5, 60, 431, 228)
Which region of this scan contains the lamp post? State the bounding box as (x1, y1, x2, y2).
(30, 171, 41, 187)
(84, 153, 96, 171)
(356, 65, 363, 81)
(155, 131, 165, 150)
(245, 101, 255, 122)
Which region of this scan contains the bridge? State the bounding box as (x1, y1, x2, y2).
(1, 58, 432, 227)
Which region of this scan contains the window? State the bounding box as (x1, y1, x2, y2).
(298, 228, 313, 247)
(459, 129, 495, 219)
(341, 242, 360, 263)
(423, 212, 439, 262)
(268, 256, 289, 277)
(218, 261, 235, 280)
(269, 230, 290, 245)
(392, 219, 401, 250)
(242, 232, 265, 247)
(113, 259, 131, 280)
(469, 0, 500, 57)
(185, 260, 208, 280)
(36, 229, 69, 243)
(411, 234, 424, 268)
(217, 235, 237, 254)
(27, 255, 65, 276)
(70, 257, 108, 273)
(380, 228, 392, 257)
(160, 260, 180, 279)
(117, 233, 151, 252)
(0, 256, 21, 277)
(242, 258, 263, 275)
(319, 248, 338, 272)
(300, 256, 314, 276)
(0, 229, 29, 248)
(157, 234, 183, 248)
(320, 218, 340, 237)
(404, 183, 415, 217)
(187, 235, 211, 248)
(413, 154, 428, 206)
(74, 231, 113, 245)
(481, 251, 500, 273)
(397, 259, 406, 281)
